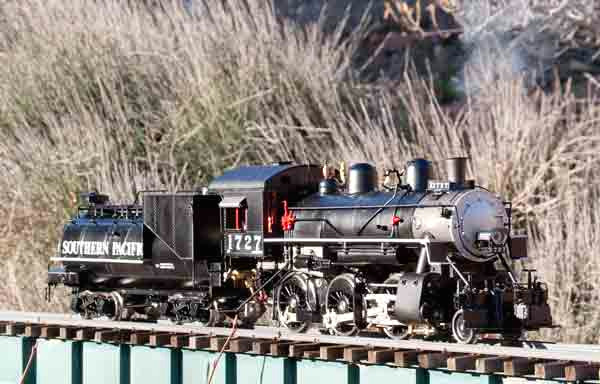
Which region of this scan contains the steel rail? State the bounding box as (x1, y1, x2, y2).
(2, 311, 600, 363)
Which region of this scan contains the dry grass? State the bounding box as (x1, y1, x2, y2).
(0, 0, 371, 312)
(530, 182, 600, 343)
(0, 0, 599, 342)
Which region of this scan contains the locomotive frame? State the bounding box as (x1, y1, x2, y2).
(47, 158, 553, 343)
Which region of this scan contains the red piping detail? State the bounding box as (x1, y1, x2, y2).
(281, 200, 296, 231)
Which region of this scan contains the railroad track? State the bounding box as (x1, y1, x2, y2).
(1, 311, 600, 382)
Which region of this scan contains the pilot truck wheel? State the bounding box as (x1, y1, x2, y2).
(451, 309, 478, 344)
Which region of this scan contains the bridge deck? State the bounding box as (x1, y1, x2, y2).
(1, 311, 600, 383)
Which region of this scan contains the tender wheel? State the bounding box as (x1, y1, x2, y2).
(109, 292, 124, 321)
(196, 305, 220, 327)
(170, 296, 221, 326)
(275, 273, 311, 332)
(379, 275, 409, 340)
(452, 309, 478, 344)
(77, 291, 119, 320)
(325, 274, 360, 336)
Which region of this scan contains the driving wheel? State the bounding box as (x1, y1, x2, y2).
(325, 273, 360, 336)
(275, 272, 311, 332)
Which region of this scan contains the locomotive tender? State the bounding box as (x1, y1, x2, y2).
(47, 157, 553, 343)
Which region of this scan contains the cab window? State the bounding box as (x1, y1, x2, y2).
(219, 195, 247, 231)
(224, 207, 247, 231)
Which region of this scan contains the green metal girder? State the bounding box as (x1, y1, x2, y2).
(0, 336, 35, 384)
(81, 342, 129, 384)
(358, 364, 425, 384)
(130, 346, 180, 384)
(235, 354, 294, 384)
(0, 335, 570, 384)
(181, 349, 233, 384)
(36, 339, 81, 384)
(296, 360, 357, 384)
(427, 370, 501, 384)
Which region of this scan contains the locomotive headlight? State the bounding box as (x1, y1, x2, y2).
(477, 229, 508, 247)
(491, 229, 508, 245)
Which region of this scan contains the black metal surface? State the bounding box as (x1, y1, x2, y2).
(60, 218, 144, 262)
(55, 192, 224, 291)
(208, 163, 322, 192)
(393, 272, 440, 323)
(347, 163, 377, 194)
(292, 190, 427, 238)
(447, 157, 467, 185)
(211, 163, 321, 258)
(79, 191, 109, 205)
(406, 158, 430, 192)
(333, 247, 401, 264)
(509, 235, 528, 259)
(416, 249, 428, 273)
(319, 179, 338, 195)
(46, 159, 554, 339)
(143, 192, 221, 261)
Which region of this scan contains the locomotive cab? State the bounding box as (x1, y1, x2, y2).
(209, 163, 322, 259)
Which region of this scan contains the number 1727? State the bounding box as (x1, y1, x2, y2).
(227, 234, 262, 254)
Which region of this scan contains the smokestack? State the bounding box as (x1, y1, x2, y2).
(406, 158, 430, 192)
(447, 157, 467, 186)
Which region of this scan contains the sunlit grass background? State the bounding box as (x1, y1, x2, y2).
(1, 0, 599, 343)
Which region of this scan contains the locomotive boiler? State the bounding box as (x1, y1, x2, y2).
(47, 157, 553, 343)
(291, 158, 509, 264)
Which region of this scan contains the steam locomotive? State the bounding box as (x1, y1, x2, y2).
(47, 157, 553, 343)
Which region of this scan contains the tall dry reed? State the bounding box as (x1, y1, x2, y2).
(0, 0, 599, 342)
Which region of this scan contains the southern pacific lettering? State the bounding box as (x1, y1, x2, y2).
(61, 240, 142, 258)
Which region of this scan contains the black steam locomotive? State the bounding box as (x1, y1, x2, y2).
(47, 157, 553, 343)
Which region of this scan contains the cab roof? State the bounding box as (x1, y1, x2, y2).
(208, 163, 320, 191)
